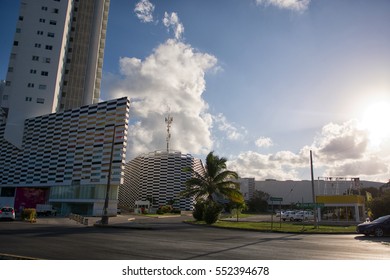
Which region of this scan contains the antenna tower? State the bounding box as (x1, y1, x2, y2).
(165, 113, 173, 152)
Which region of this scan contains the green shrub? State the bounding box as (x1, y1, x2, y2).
(21, 208, 37, 222)
(203, 201, 223, 224)
(192, 201, 205, 221)
(156, 205, 173, 215)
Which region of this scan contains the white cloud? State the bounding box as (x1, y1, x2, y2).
(227, 120, 389, 182)
(213, 113, 247, 141)
(313, 120, 369, 161)
(163, 12, 184, 40)
(227, 151, 300, 180)
(134, 0, 155, 23)
(255, 137, 273, 148)
(256, 0, 310, 12)
(105, 39, 218, 158)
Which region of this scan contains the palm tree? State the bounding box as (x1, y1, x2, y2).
(180, 151, 243, 204)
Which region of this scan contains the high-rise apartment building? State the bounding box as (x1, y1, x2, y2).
(1, 0, 110, 148)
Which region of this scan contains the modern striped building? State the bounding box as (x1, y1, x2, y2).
(119, 151, 204, 211)
(0, 97, 129, 216)
(0, 0, 131, 216)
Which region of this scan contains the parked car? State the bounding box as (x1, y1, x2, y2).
(356, 215, 390, 237)
(0, 207, 16, 221)
(275, 210, 284, 217)
(281, 211, 297, 221)
(293, 211, 314, 221)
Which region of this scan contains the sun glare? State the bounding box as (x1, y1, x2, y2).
(360, 102, 390, 146)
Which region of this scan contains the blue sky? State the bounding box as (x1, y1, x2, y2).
(1, 0, 390, 182)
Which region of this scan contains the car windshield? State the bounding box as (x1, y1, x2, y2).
(372, 216, 390, 223)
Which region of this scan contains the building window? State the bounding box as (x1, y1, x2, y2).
(25, 97, 32, 102)
(16, 28, 21, 33)
(27, 83, 35, 88)
(2, 95, 8, 101)
(39, 84, 47, 90)
(43, 57, 51, 63)
(8, 67, 14, 72)
(50, 20, 57, 25)
(32, 56, 39, 61)
(37, 30, 44, 35)
(42, 6, 48, 11)
(30, 69, 37, 74)
(0, 187, 15, 197)
(48, 32, 55, 38)
(13, 41, 19, 46)
(10, 53, 16, 59)
(41, 71, 49, 76)
(19, 16, 24, 21)
(39, 18, 46, 23)
(52, 8, 59, 14)
(34, 43, 41, 48)
(37, 98, 45, 104)
(45, 45, 53, 50)
(5, 81, 11, 86)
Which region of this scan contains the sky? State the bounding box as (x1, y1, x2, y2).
(1, 0, 390, 182)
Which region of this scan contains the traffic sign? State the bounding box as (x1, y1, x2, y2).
(296, 202, 324, 209)
(270, 197, 283, 202)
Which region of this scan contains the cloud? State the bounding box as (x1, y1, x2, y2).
(255, 0, 310, 12)
(227, 151, 301, 180)
(227, 120, 389, 182)
(313, 120, 369, 161)
(213, 113, 247, 141)
(255, 137, 273, 148)
(105, 39, 218, 158)
(134, 0, 155, 23)
(163, 12, 184, 40)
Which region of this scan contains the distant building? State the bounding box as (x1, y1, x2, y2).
(254, 178, 384, 222)
(237, 178, 255, 201)
(119, 150, 204, 211)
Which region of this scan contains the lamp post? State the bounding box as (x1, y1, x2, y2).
(101, 125, 118, 225)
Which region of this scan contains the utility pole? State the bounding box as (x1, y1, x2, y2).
(101, 125, 117, 225)
(310, 150, 318, 228)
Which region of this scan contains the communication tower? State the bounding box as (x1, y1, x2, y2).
(165, 113, 173, 152)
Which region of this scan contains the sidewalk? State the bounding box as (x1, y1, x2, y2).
(35, 213, 192, 230)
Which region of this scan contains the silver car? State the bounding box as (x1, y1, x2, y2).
(0, 207, 16, 221)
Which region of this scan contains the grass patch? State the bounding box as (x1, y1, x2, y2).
(188, 220, 356, 234)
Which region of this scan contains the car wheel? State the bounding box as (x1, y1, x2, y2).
(374, 227, 384, 237)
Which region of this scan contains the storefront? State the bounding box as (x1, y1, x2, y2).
(316, 195, 365, 222)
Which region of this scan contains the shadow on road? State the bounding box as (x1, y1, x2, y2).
(186, 233, 303, 260)
(354, 235, 390, 246)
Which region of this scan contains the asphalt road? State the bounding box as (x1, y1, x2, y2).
(0, 218, 389, 260)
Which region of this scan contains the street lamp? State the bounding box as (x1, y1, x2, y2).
(101, 125, 119, 225)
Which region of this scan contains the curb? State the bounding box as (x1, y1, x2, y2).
(0, 253, 41, 260)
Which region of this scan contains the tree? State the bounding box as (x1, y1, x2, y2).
(180, 151, 244, 204)
(180, 152, 244, 224)
(368, 191, 390, 219)
(247, 190, 269, 213)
